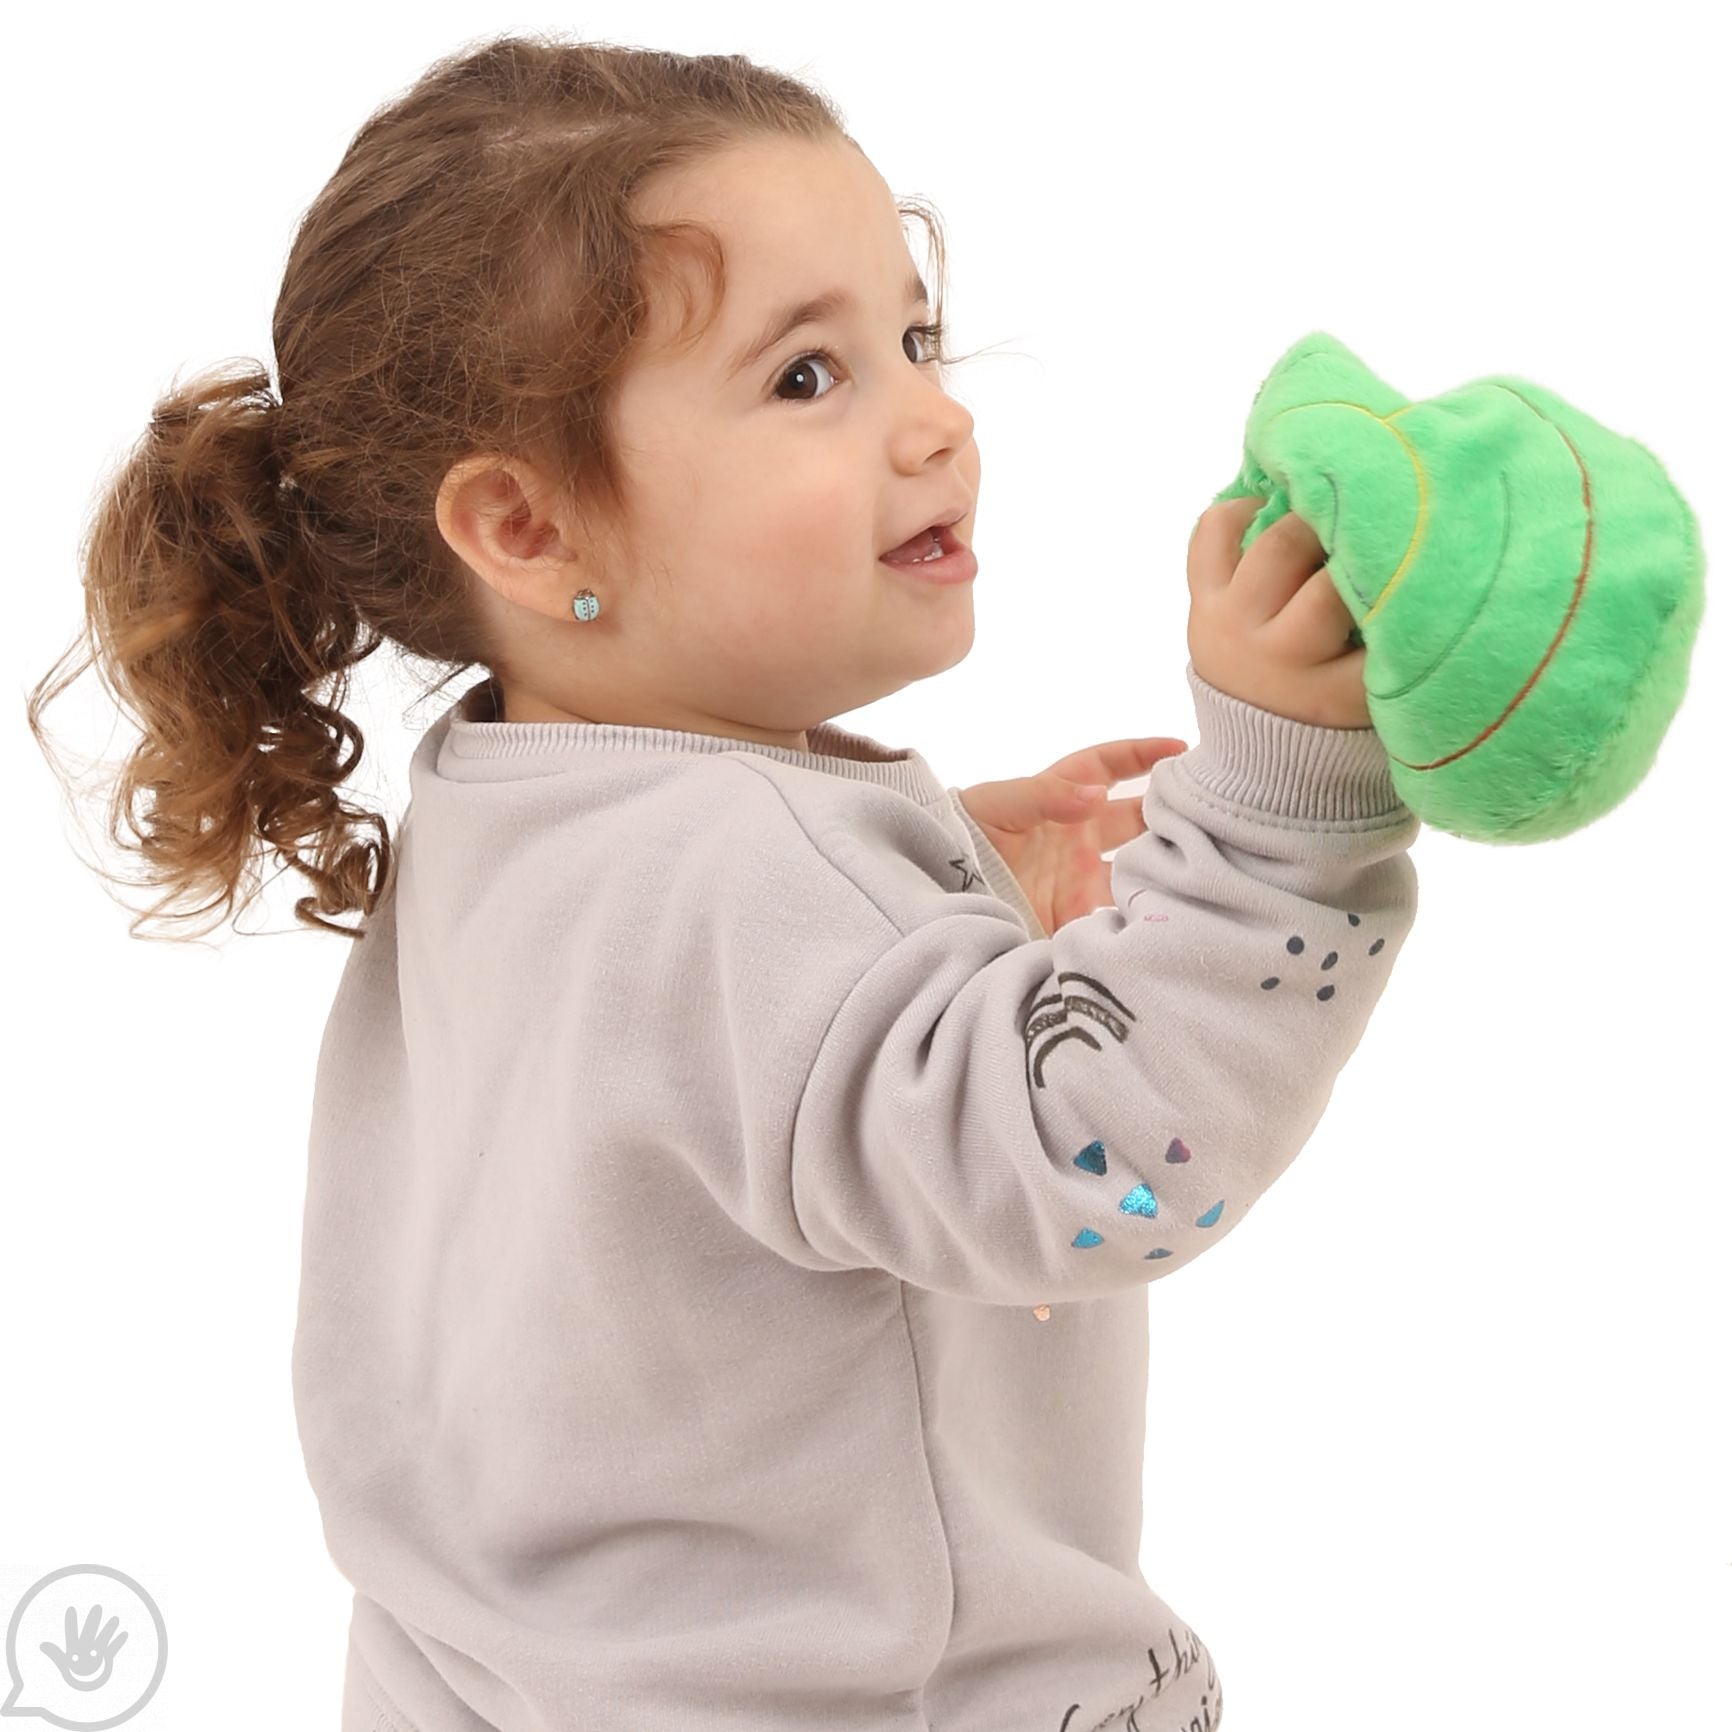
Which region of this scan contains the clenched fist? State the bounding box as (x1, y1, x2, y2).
(1186, 496, 1372, 730)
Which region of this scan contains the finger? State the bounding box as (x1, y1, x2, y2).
(956, 777, 1040, 835)
(1271, 562, 1361, 659)
(1232, 510, 1329, 624)
(981, 777, 1048, 833)
(1330, 645, 1372, 712)
(1045, 735, 1190, 788)
(1095, 793, 1151, 849)
(1186, 495, 1264, 597)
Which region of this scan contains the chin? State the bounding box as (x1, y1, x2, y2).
(925, 614, 976, 675)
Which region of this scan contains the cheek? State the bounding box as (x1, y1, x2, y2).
(739, 452, 869, 554)
(697, 562, 834, 651)
(707, 483, 858, 569)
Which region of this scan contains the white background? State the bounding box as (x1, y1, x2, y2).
(8, 3, 1727, 1727)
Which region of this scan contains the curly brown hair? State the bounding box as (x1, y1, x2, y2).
(26, 31, 981, 942)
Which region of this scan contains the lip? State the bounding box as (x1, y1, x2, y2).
(879, 522, 978, 585)
(881, 503, 972, 559)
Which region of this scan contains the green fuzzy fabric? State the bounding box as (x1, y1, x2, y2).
(1213, 332, 1706, 843)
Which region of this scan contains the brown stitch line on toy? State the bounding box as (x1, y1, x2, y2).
(1265, 385, 1596, 772)
(1388, 383, 1594, 771)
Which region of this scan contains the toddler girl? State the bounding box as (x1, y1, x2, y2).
(29, 32, 1417, 1732)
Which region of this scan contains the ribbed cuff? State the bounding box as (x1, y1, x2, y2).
(1175, 661, 1407, 824)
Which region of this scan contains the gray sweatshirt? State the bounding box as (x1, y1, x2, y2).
(293, 661, 1422, 1732)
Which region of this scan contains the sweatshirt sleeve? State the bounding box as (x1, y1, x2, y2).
(945, 787, 1049, 944)
(716, 663, 1421, 1306)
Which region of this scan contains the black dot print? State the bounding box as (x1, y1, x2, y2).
(1260, 915, 1384, 997)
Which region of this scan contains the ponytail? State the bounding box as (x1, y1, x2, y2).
(26, 362, 390, 941)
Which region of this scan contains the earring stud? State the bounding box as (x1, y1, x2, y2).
(572, 588, 600, 623)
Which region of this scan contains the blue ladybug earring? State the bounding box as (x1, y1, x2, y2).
(572, 588, 601, 623)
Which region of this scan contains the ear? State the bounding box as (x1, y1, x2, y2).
(435, 454, 586, 624)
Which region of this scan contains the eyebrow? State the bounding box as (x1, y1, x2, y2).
(727, 266, 930, 380)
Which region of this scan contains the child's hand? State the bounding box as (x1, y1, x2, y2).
(958, 735, 1188, 937)
(1186, 497, 1372, 729)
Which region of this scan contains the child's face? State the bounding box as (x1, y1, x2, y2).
(459, 135, 981, 747)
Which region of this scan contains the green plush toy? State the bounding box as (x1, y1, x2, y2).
(1212, 331, 1706, 843)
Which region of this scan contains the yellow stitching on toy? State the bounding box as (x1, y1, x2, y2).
(1371, 468, 1514, 704)
(1267, 399, 1428, 623)
(1393, 384, 1595, 771)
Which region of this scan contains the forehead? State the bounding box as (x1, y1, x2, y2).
(636, 138, 916, 348)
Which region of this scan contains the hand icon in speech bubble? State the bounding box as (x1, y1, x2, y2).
(39, 1602, 128, 1692)
(2, 1565, 166, 1729)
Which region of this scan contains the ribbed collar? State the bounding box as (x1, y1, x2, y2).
(435, 675, 950, 808)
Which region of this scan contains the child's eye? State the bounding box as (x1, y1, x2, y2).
(771, 322, 948, 405)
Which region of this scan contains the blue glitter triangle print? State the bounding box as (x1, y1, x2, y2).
(1073, 1139, 1108, 1175)
(1119, 1183, 1158, 1218)
(1064, 1130, 1228, 1258)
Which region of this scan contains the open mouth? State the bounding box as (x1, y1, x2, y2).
(881, 522, 963, 565)
(879, 519, 977, 586)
